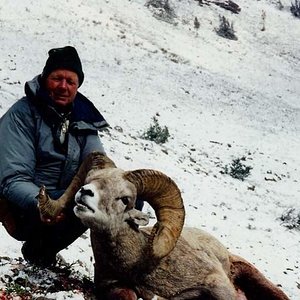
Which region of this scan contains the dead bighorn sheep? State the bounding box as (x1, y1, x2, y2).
(38, 152, 289, 300)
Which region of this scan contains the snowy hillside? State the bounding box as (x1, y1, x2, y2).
(0, 0, 299, 299)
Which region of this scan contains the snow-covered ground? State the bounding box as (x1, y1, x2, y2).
(0, 0, 299, 299)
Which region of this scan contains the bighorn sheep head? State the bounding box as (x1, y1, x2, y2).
(74, 167, 185, 259)
(74, 168, 145, 229)
(38, 152, 185, 259)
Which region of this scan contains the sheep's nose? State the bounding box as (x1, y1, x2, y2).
(80, 187, 94, 197)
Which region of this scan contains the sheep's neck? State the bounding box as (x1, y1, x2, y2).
(90, 225, 157, 278)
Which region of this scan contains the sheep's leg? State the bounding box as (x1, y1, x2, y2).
(204, 273, 237, 300)
(230, 254, 289, 300)
(105, 287, 138, 300)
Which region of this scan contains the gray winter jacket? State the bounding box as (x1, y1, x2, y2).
(0, 76, 108, 212)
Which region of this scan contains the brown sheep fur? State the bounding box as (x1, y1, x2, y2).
(37, 153, 289, 300)
(72, 168, 289, 300)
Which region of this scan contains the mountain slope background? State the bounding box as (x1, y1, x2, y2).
(0, 0, 299, 299)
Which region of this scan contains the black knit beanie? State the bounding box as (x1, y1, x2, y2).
(42, 46, 84, 86)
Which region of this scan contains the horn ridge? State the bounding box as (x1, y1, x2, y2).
(62, 152, 115, 199)
(38, 152, 116, 218)
(125, 169, 185, 259)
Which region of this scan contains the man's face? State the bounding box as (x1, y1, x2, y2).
(45, 69, 79, 107)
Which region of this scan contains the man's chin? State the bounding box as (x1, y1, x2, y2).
(52, 99, 73, 112)
(53, 98, 71, 106)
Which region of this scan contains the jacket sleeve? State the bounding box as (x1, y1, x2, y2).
(0, 101, 40, 212)
(80, 132, 106, 161)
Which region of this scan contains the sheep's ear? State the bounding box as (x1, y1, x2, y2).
(125, 209, 149, 231)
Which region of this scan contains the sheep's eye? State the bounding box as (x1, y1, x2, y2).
(117, 196, 129, 205)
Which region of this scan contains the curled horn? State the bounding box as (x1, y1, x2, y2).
(38, 152, 116, 219)
(125, 169, 185, 259)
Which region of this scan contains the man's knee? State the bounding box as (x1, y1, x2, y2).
(0, 198, 40, 241)
(0, 198, 18, 239)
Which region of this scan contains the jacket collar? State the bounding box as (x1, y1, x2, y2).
(24, 75, 109, 131)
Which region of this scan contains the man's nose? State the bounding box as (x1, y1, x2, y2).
(57, 79, 67, 88)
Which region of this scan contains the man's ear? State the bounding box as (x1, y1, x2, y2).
(125, 209, 149, 231)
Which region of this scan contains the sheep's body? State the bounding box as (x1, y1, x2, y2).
(72, 167, 289, 300)
(38, 153, 289, 300)
(90, 225, 236, 299)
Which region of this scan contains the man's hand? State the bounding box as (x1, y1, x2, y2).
(40, 211, 65, 224)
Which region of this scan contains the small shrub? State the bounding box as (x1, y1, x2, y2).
(141, 116, 170, 144)
(291, 0, 300, 17)
(280, 208, 300, 230)
(194, 17, 200, 29)
(215, 15, 238, 40)
(145, 0, 177, 24)
(222, 157, 252, 181)
(1, 283, 31, 299)
(261, 10, 266, 31)
(277, 0, 284, 10)
(145, 0, 174, 12)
